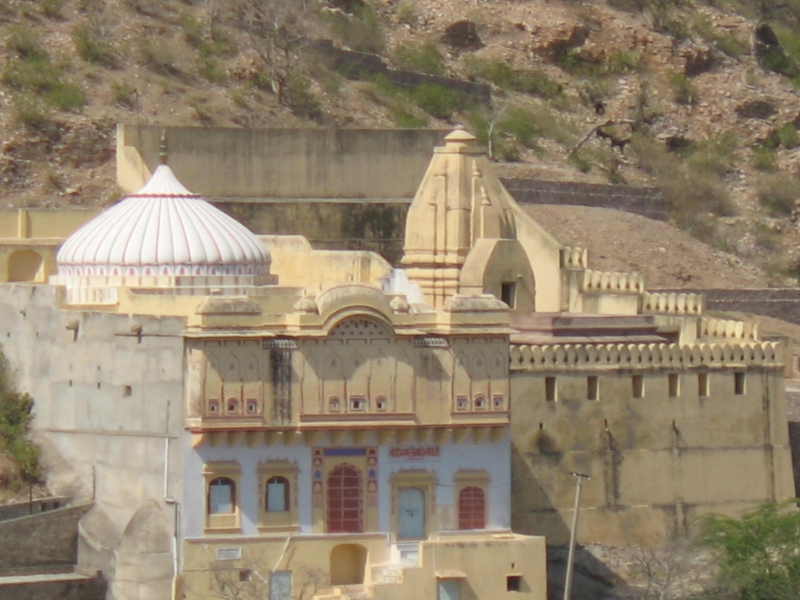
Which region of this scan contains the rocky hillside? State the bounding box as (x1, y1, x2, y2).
(2, 0, 800, 283)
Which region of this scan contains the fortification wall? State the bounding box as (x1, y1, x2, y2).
(509, 344, 795, 547)
(0, 284, 183, 599)
(659, 288, 800, 326)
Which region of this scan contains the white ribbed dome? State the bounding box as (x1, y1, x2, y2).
(57, 165, 270, 278)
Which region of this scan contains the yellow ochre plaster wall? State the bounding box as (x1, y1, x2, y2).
(509, 349, 795, 546)
(180, 532, 546, 600)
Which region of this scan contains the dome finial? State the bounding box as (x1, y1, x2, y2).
(158, 130, 168, 165)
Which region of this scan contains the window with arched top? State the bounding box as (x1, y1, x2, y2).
(208, 477, 236, 515)
(204, 464, 241, 531)
(458, 486, 486, 530)
(266, 476, 290, 512)
(258, 461, 299, 531)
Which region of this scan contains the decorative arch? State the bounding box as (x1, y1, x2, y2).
(322, 352, 345, 413)
(7, 249, 44, 282)
(316, 283, 395, 329)
(347, 352, 368, 400)
(489, 351, 508, 408)
(453, 351, 470, 408)
(327, 316, 393, 340)
(204, 355, 223, 416)
(222, 354, 242, 414)
(330, 544, 367, 586)
(394, 349, 414, 413)
(471, 351, 489, 401)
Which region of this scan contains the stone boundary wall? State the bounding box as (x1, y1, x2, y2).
(641, 291, 704, 316)
(509, 340, 783, 372)
(0, 496, 70, 523)
(312, 40, 492, 105)
(0, 504, 92, 571)
(502, 178, 669, 221)
(0, 576, 106, 600)
(659, 288, 800, 326)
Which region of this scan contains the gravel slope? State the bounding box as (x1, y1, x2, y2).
(524, 204, 770, 289)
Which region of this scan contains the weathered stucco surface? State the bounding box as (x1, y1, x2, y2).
(0, 127, 795, 600)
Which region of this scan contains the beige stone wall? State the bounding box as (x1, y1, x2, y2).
(260, 235, 393, 289)
(0, 284, 185, 599)
(117, 125, 446, 198)
(181, 533, 546, 600)
(0, 208, 100, 240)
(0, 504, 92, 571)
(188, 327, 510, 429)
(0, 209, 100, 283)
(510, 365, 796, 546)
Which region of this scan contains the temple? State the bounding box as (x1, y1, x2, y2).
(0, 128, 792, 600)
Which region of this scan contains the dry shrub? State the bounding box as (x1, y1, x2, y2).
(629, 134, 734, 235)
(757, 173, 799, 216)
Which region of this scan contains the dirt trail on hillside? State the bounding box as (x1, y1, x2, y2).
(524, 205, 770, 289)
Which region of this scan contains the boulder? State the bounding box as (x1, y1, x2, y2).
(442, 20, 482, 50)
(754, 23, 798, 77)
(683, 46, 715, 77)
(736, 99, 778, 120)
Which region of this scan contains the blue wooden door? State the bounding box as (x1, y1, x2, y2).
(398, 487, 425, 540)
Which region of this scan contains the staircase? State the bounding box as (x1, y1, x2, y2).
(313, 544, 424, 600)
(0, 500, 105, 600)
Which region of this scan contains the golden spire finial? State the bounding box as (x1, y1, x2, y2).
(158, 130, 168, 165)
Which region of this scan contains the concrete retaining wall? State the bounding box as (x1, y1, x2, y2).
(502, 179, 668, 221)
(0, 576, 106, 600)
(0, 497, 69, 523)
(214, 199, 410, 265)
(117, 125, 447, 197)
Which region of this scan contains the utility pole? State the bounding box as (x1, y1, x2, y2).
(563, 471, 591, 600)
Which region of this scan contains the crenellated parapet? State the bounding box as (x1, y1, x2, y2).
(641, 292, 704, 315)
(581, 269, 644, 294)
(509, 341, 783, 371)
(560, 246, 588, 270)
(698, 317, 758, 341)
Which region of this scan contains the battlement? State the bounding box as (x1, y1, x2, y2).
(641, 292, 704, 315)
(581, 269, 644, 294)
(509, 340, 783, 371)
(698, 316, 758, 341)
(560, 246, 588, 270)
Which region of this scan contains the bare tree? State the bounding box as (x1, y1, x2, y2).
(627, 537, 714, 600)
(224, 0, 320, 105)
(196, 549, 328, 600)
(208, 562, 267, 600)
